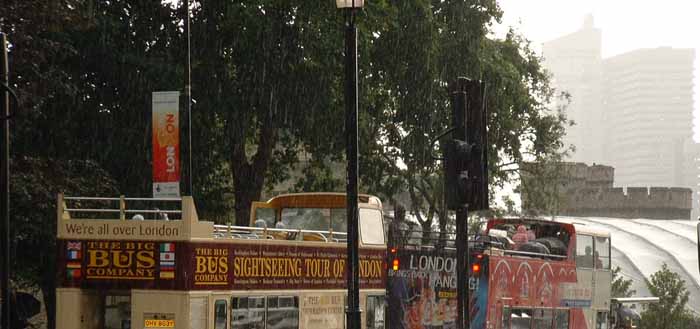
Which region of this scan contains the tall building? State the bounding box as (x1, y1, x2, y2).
(542, 14, 604, 163)
(541, 16, 698, 216)
(602, 47, 696, 188)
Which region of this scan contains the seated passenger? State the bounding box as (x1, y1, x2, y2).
(527, 229, 536, 241)
(254, 219, 267, 228)
(512, 225, 530, 249)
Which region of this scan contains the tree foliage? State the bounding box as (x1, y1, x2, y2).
(2, 1, 573, 325)
(10, 157, 118, 328)
(641, 263, 696, 329)
(611, 266, 636, 298)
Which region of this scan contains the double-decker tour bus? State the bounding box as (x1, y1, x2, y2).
(55, 193, 387, 329)
(387, 218, 612, 329)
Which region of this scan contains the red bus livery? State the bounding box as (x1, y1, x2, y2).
(388, 218, 612, 329)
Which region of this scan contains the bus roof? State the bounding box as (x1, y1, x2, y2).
(264, 192, 382, 209)
(572, 223, 610, 237)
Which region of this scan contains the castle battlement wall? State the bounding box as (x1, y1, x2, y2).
(521, 162, 692, 219)
(562, 186, 692, 219)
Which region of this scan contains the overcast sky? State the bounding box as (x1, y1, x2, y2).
(495, 0, 700, 140)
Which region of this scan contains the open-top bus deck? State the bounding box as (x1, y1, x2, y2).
(56, 193, 387, 329)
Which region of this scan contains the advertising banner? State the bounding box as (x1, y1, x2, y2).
(152, 91, 180, 198)
(388, 248, 458, 329)
(188, 243, 386, 290)
(58, 240, 181, 290)
(58, 240, 386, 291)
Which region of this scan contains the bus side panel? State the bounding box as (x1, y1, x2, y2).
(131, 290, 189, 329)
(56, 288, 100, 329)
(571, 308, 590, 329)
(469, 256, 489, 329)
(299, 291, 346, 329)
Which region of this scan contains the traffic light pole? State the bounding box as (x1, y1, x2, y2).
(443, 76, 487, 329)
(456, 204, 469, 329)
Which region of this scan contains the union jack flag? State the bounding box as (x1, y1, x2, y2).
(67, 241, 82, 250)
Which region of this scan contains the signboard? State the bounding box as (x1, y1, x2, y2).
(559, 282, 593, 307)
(144, 313, 175, 329)
(59, 240, 180, 290)
(387, 248, 458, 329)
(192, 243, 386, 290)
(152, 91, 180, 198)
(300, 294, 345, 329)
(144, 319, 175, 328)
(58, 240, 386, 291)
(59, 221, 183, 240)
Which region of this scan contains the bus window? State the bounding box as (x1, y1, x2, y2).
(366, 295, 386, 329)
(331, 209, 348, 233)
(596, 311, 609, 329)
(510, 309, 532, 329)
(215, 299, 227, 329)
(594, 236, 611, 270)
(267, 296, 299, 329)
(554, 309, 569, 329)
(533, 308, 553, 328)
(256, 208, 276, 228)
(190, 296, 208, 329)
(104, 295, 130, 329)
(282, 208, 329, 231)
(360, 208, 385, 245)
(232, 296, 265, 329)
(576, 234, 594, 268)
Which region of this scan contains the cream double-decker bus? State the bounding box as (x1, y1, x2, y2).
(56, 193, 387, 329)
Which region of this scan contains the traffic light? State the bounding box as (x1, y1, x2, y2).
(444, 138, 471, 210)
(443, 78, 488, 211)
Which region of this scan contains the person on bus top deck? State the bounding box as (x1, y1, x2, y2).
(512, 224, 530, 249)
(527, 228, 536, 241)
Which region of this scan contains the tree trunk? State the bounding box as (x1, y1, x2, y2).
(229, 107, 277, 226)
(42, 268, 56, 329)
(233, 176, 262, 226)
(420, 220, 432, 245)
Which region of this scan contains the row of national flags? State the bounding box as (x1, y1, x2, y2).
(64, 241, 176, 280)
(160, 242, 175, 279)
(66, 241, 82, 279)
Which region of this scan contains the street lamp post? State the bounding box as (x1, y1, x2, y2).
(0, 32, 11, 329)
(336, 1, 363, 329)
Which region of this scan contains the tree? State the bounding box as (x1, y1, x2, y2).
(189, 0, 354, 225)
(640, 263, 695, 329)
(611, 266, 636, 298)
(10, 157, 119, 329)
(361, 1, 570, 235)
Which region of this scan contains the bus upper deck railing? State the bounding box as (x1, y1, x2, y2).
(61, 195, 183, 220)
(213, 224, 348, 243)
(57, 194, 389, 244)
(389, 229, 569, 261)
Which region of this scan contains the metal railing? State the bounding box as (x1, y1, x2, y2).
(212, 224, 348, 243)
(62, 195, 183, 220)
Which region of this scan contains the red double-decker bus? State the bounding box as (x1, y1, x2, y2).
(387, 218, 612, 329)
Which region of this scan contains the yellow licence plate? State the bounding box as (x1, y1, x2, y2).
(144, 319, 175, 328)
